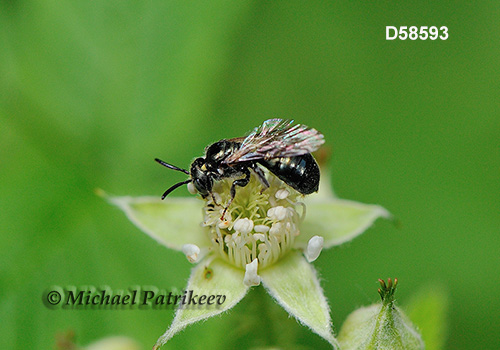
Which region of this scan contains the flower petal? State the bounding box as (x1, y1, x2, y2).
(153, 257, 248, 349)
(109, 196, 211, 251)
(260, 252, 339, 349)
(297, 198, 390, 249)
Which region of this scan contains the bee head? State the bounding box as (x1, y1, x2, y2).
(189, 157, 212, 198)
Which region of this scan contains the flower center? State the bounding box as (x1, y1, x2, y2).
(202, 173, 303, 269)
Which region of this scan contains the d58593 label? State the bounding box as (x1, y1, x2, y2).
(386, 26, 448, 40)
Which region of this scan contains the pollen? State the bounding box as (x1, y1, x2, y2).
(203, 172, 303, 270)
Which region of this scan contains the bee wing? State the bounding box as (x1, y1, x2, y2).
(223, 119, 324, 164)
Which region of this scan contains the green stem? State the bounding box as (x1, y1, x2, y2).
(223, 286, 314, 350)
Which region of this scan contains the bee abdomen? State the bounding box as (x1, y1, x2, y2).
(259, 153, 320, 195)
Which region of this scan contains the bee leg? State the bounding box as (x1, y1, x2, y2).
(221, 168, 251, 220)
(251, 163, 270, 191)
(210, 192, 221, 207)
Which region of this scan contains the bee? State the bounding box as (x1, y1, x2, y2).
(155, 119, 324, 217)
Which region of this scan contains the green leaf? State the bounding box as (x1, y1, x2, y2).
(109, 195, 211, 251)
(297, 198, 390, 249)
(406, 284, 448, 350)
(260, 252, 339, 349)
(154, 257, 248, 349)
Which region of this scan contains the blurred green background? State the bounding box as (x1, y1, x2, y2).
(1, 1, 499, 349)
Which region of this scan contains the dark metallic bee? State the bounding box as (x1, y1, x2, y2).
(155, 119, 324, 216)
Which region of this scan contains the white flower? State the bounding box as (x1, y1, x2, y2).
(109, 170, 389, 350)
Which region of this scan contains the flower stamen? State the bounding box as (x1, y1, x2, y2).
(204, 173, 303, 269)
(182, 244, 201, 263)
(305, 236, 324, 262)
(243, 258, 261, 286)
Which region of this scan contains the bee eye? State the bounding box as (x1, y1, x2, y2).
(193, 176, 211, 196)
(194, 178, 203, 189)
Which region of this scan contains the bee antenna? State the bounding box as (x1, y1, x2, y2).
(155, 158, 190, 174)
(161, 179, 192, 200)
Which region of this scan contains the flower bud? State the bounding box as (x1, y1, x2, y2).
(338, 278, 424, 350)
